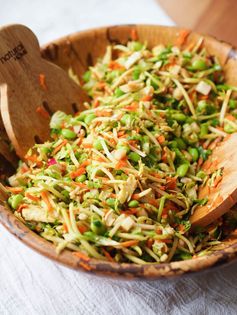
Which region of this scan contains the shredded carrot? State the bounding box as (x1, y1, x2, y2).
(78, 225, 88, 234)
(24, 154, 38, 163)
(93, 99, 100, 108)
(165, 177, 177, 190)
(70, 167, 86, 179)
(117, 130, 125, 137)
(79, 262, 92, 271)
(141, 95, 152, 102)
(146, 198, 158, 207)
(178, 224, 185, 233)
(155, 228, 162, 235)
(17, 204, 28, 213)
(157, 135, 165, 144)
(21, 164, 29, 173)
(146, 238, 154, 249)
(131, 28, 138, 41)
(80, 160, 91, 167)
(102, 248, 115, 262)
(108, 61, 124, 70)
(120, 240, 139, 247)
(81, 143, 93, 149)
(6, 187, 24, 194)
(213, 175, 223, 188)
(36, 106, 50, 119)
(121, 208, 138, 215)
(41, 191, 53, 212)
(63, 223, 68, 233)
(25, 192, 40, 202)
(176, 29, 190, 46)
(124, 102, 138, 111)
(226, 114, 235, 121)
(74, 182, 88, 188)
(161, 150, 167, 162)
(197, 157, 204, 168)
(73, 251, 90, 261)
(199, 94, 209, 100)
(95, 109, 112, 117)
(39, 73, 47, 90)
(131, 193, 140, 200)
(115, 158, 128, 169)
(52, 140, 67, 155)
(186, 41, 195, 51)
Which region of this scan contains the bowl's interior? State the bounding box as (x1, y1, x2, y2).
(1, 24, 237, 278)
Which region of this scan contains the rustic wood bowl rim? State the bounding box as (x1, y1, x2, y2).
(1, 24, 237, 279)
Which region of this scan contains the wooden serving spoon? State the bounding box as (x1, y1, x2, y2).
(0, 24, 88, 159)
(190, 133, 237, 227)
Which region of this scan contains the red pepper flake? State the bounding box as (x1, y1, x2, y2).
(39, 73, 47, 90)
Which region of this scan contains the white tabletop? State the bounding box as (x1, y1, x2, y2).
(1, 1, 237, 314)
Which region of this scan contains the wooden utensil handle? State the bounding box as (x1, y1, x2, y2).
(0, 24, 87, 158)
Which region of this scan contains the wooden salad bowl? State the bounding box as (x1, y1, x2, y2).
(1, 24, 237, 279)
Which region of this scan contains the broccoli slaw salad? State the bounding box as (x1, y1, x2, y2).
(5, 32, 237, 265)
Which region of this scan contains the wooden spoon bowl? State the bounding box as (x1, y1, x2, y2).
(1, 24, 237, 279)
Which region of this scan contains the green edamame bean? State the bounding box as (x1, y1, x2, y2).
(188, 147, 199, 162)
(61, 129, 77, 140)
(128, 200, 139, 208)
(106, 198, 116, 208)
(121, 114, 132, 126)
(132, 41, 143, 51)
(224, 123, 235, 134)
(175, 138, 186, 150)
(93, 139, 104, 151)
(229, 99, 237, 109)
(116, 142, 130, 153)
(196, 170, 206, 179)
(177, 163, 189, 177)
(83, 70, 91, 82)
(128, 152, 140, 162)
(133, 68, 141, 80)
(191, 59, 207, 70)
(76, 174, 87, 183)
(171, 113, 187, 122)
(91, 220, 106, 235)
(199, 123, 209, 138)
(115, 88, 125, 98)
(197, 100, 207, 113)
(84, 113, 96, 125)
(8, 194, 23, 209)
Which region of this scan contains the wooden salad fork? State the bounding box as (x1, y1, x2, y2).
(0, 24, 88, 159)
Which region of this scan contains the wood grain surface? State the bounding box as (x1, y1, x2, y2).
(0, 24, 88, 159)
(158, 0, 237, 47)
